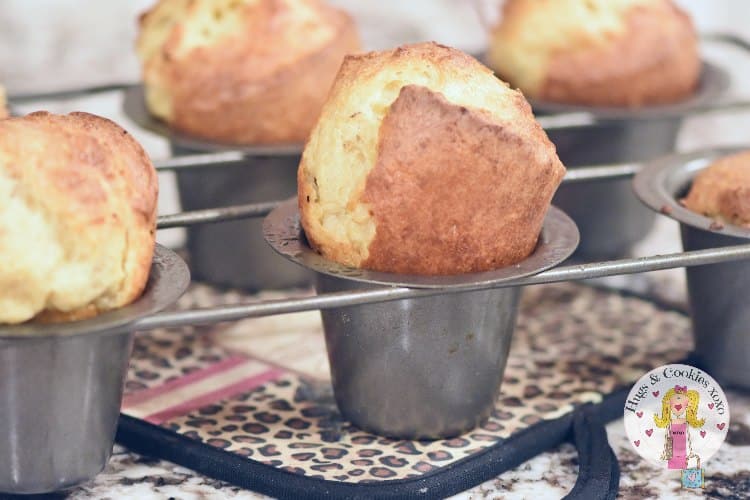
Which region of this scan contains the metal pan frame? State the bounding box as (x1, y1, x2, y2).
(3, 158, 749, 334)
(131, 149, 750, 331)
(263, 199, 579, 290)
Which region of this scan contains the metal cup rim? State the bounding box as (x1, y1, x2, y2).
(121, 85, 303, 156)
(0, 244, 190, 340)
(633, 146, 750, 239)
(263, 198, 579, 289)
(528, 61, 729, 121)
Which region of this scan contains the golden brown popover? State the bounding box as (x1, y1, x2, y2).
(137, 0, 360, 144)
(683, 151, 750, 227)
(298, 42, 566, 275)
(487, 0, 700, 107)
(0, 112, 158, 324)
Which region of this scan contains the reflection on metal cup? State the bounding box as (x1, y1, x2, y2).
(548, 119, 678, 258)
(0, 332, 133, 494)
(173, 149, 311, 291)
(317, 274, 520, 439)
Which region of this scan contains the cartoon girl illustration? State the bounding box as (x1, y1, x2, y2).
(654, 385, 705, 469)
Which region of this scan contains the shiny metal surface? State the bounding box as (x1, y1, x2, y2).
(118, 181, 750, 333)
(136, 236, 750, 330)
(135, 246, 750, 332)
(174, 154, 311, 290)
(154, 151, 250, 171)
(0, 331, 134, 494)
(548, 119, 679, 259)
(0, 247, 189, 494)
(681, 227, 750, 390)
(263, 199, 579, 289)
(536, 62, 731, 260)
(263, 200, 578, 438)
(123, 85, 311, 290)
(317, 274, 520, 439)
(634, 146, 750, 389)
(157, 200, 281, 229)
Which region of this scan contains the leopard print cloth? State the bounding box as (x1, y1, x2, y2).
(122, 282, 691, 482)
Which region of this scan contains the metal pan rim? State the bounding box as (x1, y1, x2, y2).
(528, 61, 729, 121)
(263, 198, 579, 289)
(0, 244, 191, 340)
(633, 146, 750, 239)
(121, 84, 304, 156)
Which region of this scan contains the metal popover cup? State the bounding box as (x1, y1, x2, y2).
(533, 62, 730, 259)
(123, 85, 311, 291)
(634, 146, 750, 389)
(0, 245, 190, 494)
(264, 199, 579, 439)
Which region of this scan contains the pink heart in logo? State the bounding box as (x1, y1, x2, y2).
(717, 423, 726, 431)
(708, 403, 715, 410)
(636, 411, 643, 418)
(700, 431, 706, 438)
(652, 391, 660, 397)
(634, 440, 640, 447)
(645, 429, 653, 437)
(674, 404, 683, 411)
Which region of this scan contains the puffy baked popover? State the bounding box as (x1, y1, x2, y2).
(298, 42, 566, 275)
(0, 112, 158, 324)
(683, 151, 750, 228)
(137, 0, 361, 144)
(487, 0, 700, 107)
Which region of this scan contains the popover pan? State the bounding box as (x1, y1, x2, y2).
(264, 199, 579, 439)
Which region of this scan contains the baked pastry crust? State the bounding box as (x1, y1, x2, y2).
(137, 0, 360, 145)
(488, 0, 700, 107)
(0, 112, 158, 324)
(299, 42, 565, 275)
(683, 151, 750, 227)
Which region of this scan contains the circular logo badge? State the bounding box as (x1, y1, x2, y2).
(624, 364, 729, 469)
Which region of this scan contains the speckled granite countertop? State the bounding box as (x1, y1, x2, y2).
(30, 391, 748, 499)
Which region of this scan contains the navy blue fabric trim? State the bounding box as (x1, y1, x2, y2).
(116, 386, 629, 499)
